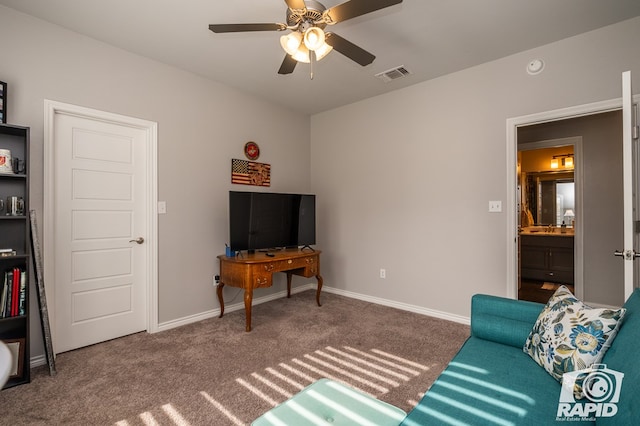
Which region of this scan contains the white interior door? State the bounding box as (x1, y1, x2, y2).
(620, 71, 639, 301)
(48, 108, 154, 353)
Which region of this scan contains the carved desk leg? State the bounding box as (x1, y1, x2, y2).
(286, 272, 293, 298)
(217, 282, 225, 318)
(316, 274, 323, 307)
(244, 287, 253, 332)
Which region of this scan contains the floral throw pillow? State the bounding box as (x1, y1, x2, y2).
(523, 285, 626, 383)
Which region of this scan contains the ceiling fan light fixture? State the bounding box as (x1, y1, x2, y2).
(303, 27, 326, 51)
(292, 43, 311, 63)
(289, 39, 332, 64)
(314, 42, 333, 61)
(280, 31, 302, 55)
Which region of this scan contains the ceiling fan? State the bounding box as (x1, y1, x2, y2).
(209, 0, 403, 79)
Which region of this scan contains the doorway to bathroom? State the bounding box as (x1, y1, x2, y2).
(512, 110, 625, 307)
(517, 138, 580, 303)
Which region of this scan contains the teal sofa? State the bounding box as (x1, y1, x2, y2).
(253, 289, 639, 425)
(401, 289, 639, 425)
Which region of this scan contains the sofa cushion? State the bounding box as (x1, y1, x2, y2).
(400, 336, 574, 426)
(471, 294, 544, 348)
(523, 286, 626, 386)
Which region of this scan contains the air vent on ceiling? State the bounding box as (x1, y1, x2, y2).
(375, 65, 411, 83)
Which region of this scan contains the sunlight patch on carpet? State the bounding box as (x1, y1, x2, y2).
(199, 391, 245, 426)
(237, 377, 280, 407)
(295, 356, 389, 393)
(325, 346, 411, 380)
(161, 404, 191, 426)
(251, 372, 294, 398)
(114, 345, 427, 425)
(278, 362, 316, 382)
(407, 391, 425, 408)
(344, 346, 426, 376)
(313, 349, 401, 387)
(265, 367, 306, 391)
(139, 411, 160, 425)
(370, 348, 430, 371)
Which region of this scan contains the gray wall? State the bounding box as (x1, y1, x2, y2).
(2, 5, 639, 360)
(0, 6, 311, 357)
(519, 112, 624, 306)
(310, 17, 640, 318)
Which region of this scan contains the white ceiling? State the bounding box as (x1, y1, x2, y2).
(2, 0, 640, 115)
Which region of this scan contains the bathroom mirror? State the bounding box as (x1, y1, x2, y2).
(524, 171, 575, 226)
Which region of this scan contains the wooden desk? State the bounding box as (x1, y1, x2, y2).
(217, 249, 322, 332)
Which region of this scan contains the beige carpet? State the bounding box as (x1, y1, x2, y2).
(0, 290, 469, 425)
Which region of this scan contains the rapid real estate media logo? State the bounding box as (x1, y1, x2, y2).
(556, 364, 624, 421)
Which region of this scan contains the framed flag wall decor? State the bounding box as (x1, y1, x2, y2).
(231, 158, 271, 187)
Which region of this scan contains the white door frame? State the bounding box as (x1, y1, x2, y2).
(506, 98, 629, 300)
(43, 100, 159, 343)
(621, 71, 637, 301)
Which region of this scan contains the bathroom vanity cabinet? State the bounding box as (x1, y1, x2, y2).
(520, 234, 574, 285)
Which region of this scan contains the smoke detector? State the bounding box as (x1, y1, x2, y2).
(527, 59, 545, 75)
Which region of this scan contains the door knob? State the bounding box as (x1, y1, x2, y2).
(129, 237, 145, 244)
(613, 249, 640, 260)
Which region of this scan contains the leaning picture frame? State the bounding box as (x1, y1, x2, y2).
(5, 338, 25, 378)
(30, 210, 56, 375)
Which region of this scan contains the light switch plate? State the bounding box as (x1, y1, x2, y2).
(158, 201, 167, 214)
(489, 201, 502, 212)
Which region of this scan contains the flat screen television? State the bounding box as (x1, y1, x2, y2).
(229, 191, 316, 252)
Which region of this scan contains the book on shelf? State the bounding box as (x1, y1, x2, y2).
(0, 273, 7, 317)
(0, 248, 16, 257)
(1, 267, 25, 318)
(18, 269, 26, 315)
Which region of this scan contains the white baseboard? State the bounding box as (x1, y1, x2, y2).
(155, 283, 316, 333)
(29, 284, 468, 367)
(30, 354, 47, 368)
(156, 284, 470, 333)
(322, 287, 471, 325)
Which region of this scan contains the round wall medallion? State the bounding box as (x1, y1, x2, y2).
(244, 141, 260, 160)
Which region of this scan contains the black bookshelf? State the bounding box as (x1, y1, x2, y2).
(0, 123, 30, 389)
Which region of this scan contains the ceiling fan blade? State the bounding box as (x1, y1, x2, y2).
(208, 23, 285, 33)
(325, 33, 375, 66)
(325, 0, 402, 24)
(278, 55, 298, 75)
(284, 0, 307, 11)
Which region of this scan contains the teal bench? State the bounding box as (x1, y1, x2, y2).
(252, 378, 406, 426)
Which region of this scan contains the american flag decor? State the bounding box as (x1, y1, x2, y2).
(231, 158, 271, 187)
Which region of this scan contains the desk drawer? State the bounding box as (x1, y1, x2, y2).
(262, 255, 317, 273)
(252, 272, 272, 288)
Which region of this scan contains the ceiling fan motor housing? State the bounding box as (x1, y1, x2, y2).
(286, 0, 328, 30)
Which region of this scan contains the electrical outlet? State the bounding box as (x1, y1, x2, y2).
(380, 269, 386, 279)
(214, 275, 220, 286)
